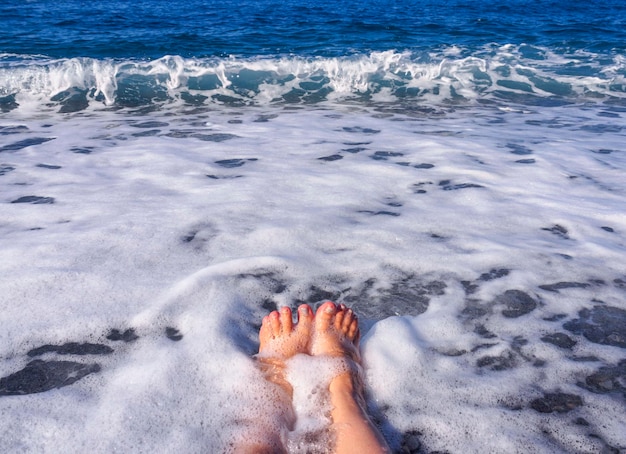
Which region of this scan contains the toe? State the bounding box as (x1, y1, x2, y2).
(334, 306, 346, 331)
(297, 304, 313, 325)
(348, 317, 360, 343)
(280, 306, 293, 333)
(269, 310, 281, 336)
(259, 315, 272, 341)
(342, 308, 354, 332)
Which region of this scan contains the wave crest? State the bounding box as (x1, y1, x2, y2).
(1, 46, 625, 112)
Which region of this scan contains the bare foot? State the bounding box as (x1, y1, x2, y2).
(256, 304, 314, 401)
(258, 304, 314, 359)
(310, 301, 360, 361)
(237, 306, 315, 454)
(310, 301, 390, 454)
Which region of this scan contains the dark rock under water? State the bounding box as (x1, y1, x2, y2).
(541, 332, 577, 349)
(580, 360, 626, 397)
(0, 360, 100, 396)
(494, 289, 538, 318)
(0, 137, 55, 152)
(106, 328, 139, 342)
(530, 392, 583, 413)
(564, 306, 626, 348)
(10, 196, 55, 204)
(27, 342, 113, 357)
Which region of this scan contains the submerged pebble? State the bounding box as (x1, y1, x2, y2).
(530, 392, 583, 413)
(563, 306, 626, 348)
(0, 360, 100, 396)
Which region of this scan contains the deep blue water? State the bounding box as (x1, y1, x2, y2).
(1, 0, 626, 110)
(3, 0, 626, 58)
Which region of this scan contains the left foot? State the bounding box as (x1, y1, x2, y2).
(258, 304, 314, 359)
(256, 305, 315, 400)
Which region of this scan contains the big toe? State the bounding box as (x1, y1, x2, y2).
(259, 315, 273, 345)
(315, 301, 338, 331)
(296, 304, 313, 331)
(268, 310, 281, 337)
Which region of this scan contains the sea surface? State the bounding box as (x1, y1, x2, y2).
(1, 0, 625, 452)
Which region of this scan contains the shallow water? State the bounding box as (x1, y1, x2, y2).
(1, 0, 626, 452)
(1, 101, 625, 452)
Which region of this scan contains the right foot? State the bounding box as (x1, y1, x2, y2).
(311, 303, 391, 453)
(310, 301, 361, 361)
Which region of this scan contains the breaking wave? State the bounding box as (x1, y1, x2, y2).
(1, 45, 625, 112)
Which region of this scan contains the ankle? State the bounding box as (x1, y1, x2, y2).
(329, 371, 355, 394)
(329, 371, 368, 413)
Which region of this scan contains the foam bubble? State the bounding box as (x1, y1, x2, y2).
(1, 100, 625, 452)
(3, 46, 626, 113)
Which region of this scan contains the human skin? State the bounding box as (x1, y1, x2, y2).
(247, 302, 390, 453)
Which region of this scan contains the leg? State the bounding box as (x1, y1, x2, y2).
(312, 302, 390, 454)
(239, 305, 314, 453)
(257, 305, 314, 399)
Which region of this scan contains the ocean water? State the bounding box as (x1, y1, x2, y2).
(1, 0, 626, 452)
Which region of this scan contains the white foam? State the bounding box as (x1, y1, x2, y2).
(2, 46, 626, 112)
(1, 102, 625, 452)
(284, 354, 354, 452)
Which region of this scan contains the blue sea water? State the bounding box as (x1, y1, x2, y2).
(1, 1, 626, 453)
(2, 0, 626, 109)
(4, 0, 626, 58)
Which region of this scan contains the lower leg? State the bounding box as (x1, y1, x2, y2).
(329, 372, 389, 454)
(239, 305, 314, 453)
(312, 302, 390, 454)
(256, 305, 314, 399)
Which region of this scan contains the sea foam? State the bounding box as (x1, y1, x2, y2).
(2, 46, 626, 114)
(1, 101, 625, 452)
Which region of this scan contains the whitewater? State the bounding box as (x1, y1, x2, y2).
(2, 47, 626, 110)
(1, 0, 626, 452)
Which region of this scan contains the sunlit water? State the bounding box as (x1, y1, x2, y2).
(1, 0, 625, 452)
